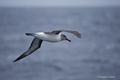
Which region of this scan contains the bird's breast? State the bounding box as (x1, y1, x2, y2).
(35, 32, 61, 42)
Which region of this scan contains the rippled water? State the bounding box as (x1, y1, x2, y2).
(0, 7, 120, 80)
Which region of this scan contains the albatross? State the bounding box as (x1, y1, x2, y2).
(13, 30, 81, 62)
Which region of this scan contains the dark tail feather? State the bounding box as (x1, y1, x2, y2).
(26, 33, 34, 36)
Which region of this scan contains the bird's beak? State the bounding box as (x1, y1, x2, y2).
(66, 38, 71, 42)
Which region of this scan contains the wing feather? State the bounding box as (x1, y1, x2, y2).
(13, 38, 43, 62)
(51, 30, 81, 38)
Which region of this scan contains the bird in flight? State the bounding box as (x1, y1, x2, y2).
(13, 30, 81, 62)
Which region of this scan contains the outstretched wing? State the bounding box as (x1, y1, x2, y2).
(51, 30, 81, 38)
(13, 38, 43, 62)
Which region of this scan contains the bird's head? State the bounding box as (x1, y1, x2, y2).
(61, 34, 71, 42)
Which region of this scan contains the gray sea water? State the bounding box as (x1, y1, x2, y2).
(0, 7, 120, 80)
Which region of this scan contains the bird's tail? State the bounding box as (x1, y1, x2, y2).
(26, 33, 34, 36)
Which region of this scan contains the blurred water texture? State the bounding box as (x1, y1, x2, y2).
(0, 7, 120, 80)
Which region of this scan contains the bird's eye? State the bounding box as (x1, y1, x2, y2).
(63, 35, 66, 37)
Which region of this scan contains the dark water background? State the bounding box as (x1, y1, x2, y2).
(0, 7, 120, 80)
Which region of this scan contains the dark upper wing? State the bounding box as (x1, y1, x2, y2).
(51, 30, 61, 34)
(51, 30, 81, 38)
(13, 38, 43, 62)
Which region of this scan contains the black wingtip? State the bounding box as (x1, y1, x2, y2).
(13, 59, 17, 62)
(13, 53, 27, 63)
(79, 36, 82, 38)
(78, 34, 82, 38)
(13, 57, 22, 62)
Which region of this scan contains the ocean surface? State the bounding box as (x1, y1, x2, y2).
(0, 7, 120, 80)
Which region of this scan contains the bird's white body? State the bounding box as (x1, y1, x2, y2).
(13, 30, 81, 62)
(34, 32, 62, 42)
